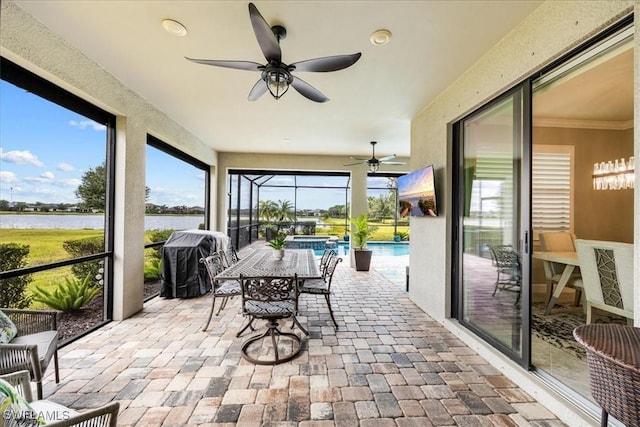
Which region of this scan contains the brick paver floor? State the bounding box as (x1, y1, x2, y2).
(42, 249, 566, 426)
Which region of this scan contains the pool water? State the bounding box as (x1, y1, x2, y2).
(313, 242, 409, 257)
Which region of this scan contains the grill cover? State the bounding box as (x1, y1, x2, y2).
(160, 230, 229, 298)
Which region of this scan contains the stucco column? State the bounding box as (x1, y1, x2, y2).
(112, 116, 145, 320)
(348, 168, 368, 266)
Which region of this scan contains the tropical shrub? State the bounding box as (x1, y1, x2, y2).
(62, 236, 104, 284)
(32, 274, 101, 312)
(148, 229, 174, 257)
(0, 243, 32, 308)
(144, 256, 163, 282)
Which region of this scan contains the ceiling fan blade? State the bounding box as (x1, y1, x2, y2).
(248, 79, 268, 101)
(343, 161, 367, 166)
(290, 76, 329, 102)
(290, 53, 362, 72)
(349, 156, 370, 161)
(381, 161, 406, 165)
(248, 3, 281, 63)
(378, 154, 397, 161)
(185, 58, 263, 71)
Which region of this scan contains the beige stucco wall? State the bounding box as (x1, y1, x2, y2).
(410, 1, 637, 425)
(1, 1, 217, 320)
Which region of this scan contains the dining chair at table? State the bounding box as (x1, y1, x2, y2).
(539, 231, 583, 305)
(574, 239, 634, 324)
(220, 245, 241, 269)
(300, 255, 343, 328)
(488, 244, 521, 304)
(239, 274, 304, 365)
(200, 252, 241, 332)
(318, 248, 337, 277)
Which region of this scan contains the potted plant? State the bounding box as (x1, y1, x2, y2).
(350, 214, 373, 271)
(267, 234, 287, 260)
(394, 231, 409, 242)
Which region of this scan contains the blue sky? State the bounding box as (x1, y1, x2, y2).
(0, 80, 204, 206)
(1, 79, 396, 209)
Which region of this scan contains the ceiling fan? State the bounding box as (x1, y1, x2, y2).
(185, 2, 362, 102)
(344, 141, 406, 172)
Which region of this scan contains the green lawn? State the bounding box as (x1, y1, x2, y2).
(1, 229, 163, 307)
(301, 217, 409, 241)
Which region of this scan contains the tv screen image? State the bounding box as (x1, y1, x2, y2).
(397, 165, 437, 217)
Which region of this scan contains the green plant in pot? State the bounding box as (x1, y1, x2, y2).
(350, 214, 373, 271)
(267, 233, 287, 260)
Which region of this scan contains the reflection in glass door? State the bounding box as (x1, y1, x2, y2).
(456, 85, 530, 363)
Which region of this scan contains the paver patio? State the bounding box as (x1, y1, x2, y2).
(41, 248, 565, 426)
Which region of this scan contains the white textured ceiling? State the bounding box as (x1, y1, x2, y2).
(13, 1, 549, 158)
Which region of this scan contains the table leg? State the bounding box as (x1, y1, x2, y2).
(544, 265, 576, 315)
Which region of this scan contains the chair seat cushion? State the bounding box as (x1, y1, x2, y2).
(300, 279, 329, 294)
(245, 300, 295, 317)
(214, 281, 241, 295)
(11, 331, 58, 370)
(0, 310, 18, 344)
(31, 399, 79, 424)
(0, 377, 45, 425)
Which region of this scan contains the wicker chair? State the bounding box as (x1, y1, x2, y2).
(239, 274, 304, 365)
(0, 308, 59, 399)
(573, 324, 640, 427)
(200, 253, 241, 331)
(1, 370, 119, 426)
(300, 255, 342, 328)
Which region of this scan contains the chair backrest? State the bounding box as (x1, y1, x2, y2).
(489, 245, 520, 269)
(323, 256, 343, 288)
(540, 232, 577, 276)
(239, 275, 298, 316)
(221, 246, 240, 268)
(200, 253, 225, 283)
(575, 239, 634, 315)
(319, 249, 337, 275)
(540, 232, 576, 252)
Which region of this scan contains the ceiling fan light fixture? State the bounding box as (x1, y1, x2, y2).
(370, 29, 392, 46)
(161, 19, 187, 37)
(265, 69, 292, 99)
(369, 162, 380, 172)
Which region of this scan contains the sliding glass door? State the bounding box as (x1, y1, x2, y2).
(454, 84, 531, 365)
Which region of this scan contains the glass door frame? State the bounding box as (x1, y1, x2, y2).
(452, 80, 533, 369)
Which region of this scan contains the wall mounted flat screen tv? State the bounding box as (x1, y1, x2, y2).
(397, 164, 438, 217)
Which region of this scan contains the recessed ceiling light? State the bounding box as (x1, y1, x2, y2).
(370, 29, 392, 46)
(162, 19, 187, 37)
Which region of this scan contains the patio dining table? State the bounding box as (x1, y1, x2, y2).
(214, 248, 321, 281)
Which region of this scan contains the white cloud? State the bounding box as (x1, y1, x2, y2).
(0, 147, 44, 167)
(58, 178, 81, 187)
(57, 162, 75, 172)
(0, 171, 18, 183)
(24, 171, 55, 183)
(41, 171, 55, 180)
(68, 119, 106, 131)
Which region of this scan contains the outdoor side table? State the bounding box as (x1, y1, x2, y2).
(573, 324, 640, 427)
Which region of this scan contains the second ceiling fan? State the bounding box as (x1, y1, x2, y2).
(345, 141, 406, 172)
(186, 3, 361, 102)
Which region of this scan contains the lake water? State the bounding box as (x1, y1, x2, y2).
(0, 214, 203, 230)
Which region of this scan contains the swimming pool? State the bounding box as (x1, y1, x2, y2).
(313, 241, 409, 257)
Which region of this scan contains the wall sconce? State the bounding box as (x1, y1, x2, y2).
(593, 157, 635, 190)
